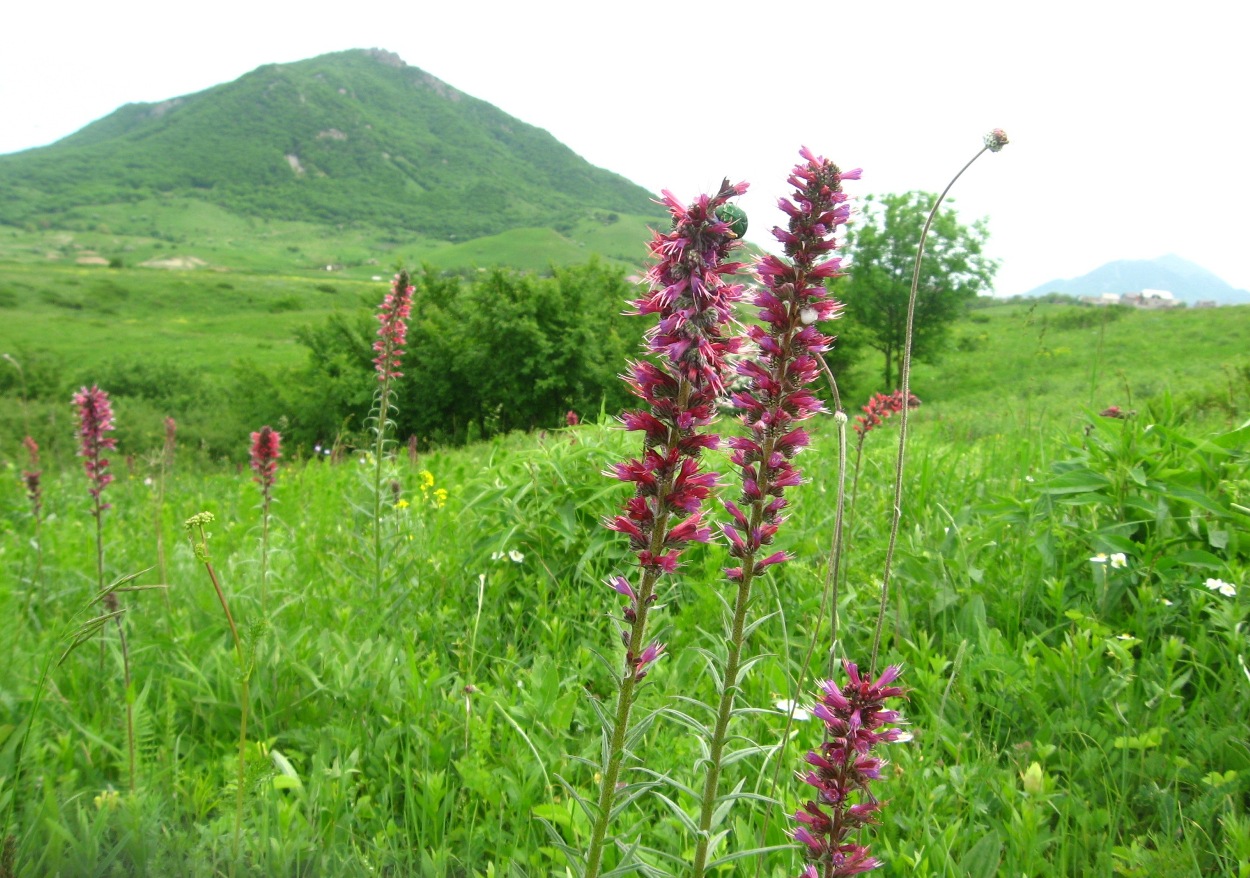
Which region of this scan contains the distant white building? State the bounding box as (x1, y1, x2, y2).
(1079, 293, 1123, 306)
(1122, 289, 1180, 309)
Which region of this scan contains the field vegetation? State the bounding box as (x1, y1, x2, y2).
(6, 49, 1246, 878)
(3, 142, 1250, 877)
(1, 253, 1247, 875)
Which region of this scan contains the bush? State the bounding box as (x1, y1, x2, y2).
(233, 260, 642, 449)
(268, 295, 304, 313)
(1047, 304, 1129, 331)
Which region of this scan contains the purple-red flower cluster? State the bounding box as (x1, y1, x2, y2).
(374, 271, 414, 382)
(163, 416, 177, 463)
(73, 385, 117, 514)
(853, 390, 921, 438)
(724, 149, 857, 580)
(606, 179, 749, 680)
(22, 435, 41, 519)
(793, 662, 907, 877)
(249, 426, 282, 501)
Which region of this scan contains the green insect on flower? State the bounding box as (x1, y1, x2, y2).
(715, 203, 748, 239)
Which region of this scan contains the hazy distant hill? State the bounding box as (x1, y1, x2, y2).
(1023, 255, 1250, 305)
(0, 48, 664, 241)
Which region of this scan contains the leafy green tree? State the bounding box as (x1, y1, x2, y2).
(238, 260, 642, 449)
(841, 191, 997, 387)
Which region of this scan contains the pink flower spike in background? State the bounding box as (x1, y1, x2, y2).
(73, 385, 118, 514)
(374, 271, 414, 382)
(22, 435, 41, 519)
(854, 390, 921, 438)
(249, 426, 282, 501)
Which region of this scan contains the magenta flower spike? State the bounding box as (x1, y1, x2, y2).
(725, 148, 857, 578)
(690, 151, 859, 878)
(584, 179, 748, 878)
(249, 426, 282, 502)
(22, 435, 42, 519)
(73, 385, 118, 516)
(792, 662, 907, 877)
(605, 178, 749, 673)
(374, 272, 414, 382)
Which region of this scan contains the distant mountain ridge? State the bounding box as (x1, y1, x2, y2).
(0, 48, 665, 241)
(1023, 255, 1250, 305)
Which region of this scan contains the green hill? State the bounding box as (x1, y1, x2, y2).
(0, 48, 665, 269)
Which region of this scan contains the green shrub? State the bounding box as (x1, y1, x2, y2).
(268, 295, 304, 313)
(235, 260, 640, 448)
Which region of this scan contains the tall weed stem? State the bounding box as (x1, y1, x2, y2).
(869, 129, 1008, 671)
(185, 512, 249, 870)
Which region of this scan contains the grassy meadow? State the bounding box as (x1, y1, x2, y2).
(1, 276, 1249, 876)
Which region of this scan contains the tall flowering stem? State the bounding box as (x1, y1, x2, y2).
(74, 385, 117, 593)
(792, 663, 906, 878)
(21, 436, 44, 602)
(72, 386, 135, 790)
(690, 149, 856, 877)
(249, 426, 281, 610)
(845, 390, 920, 551)
(370, 271, 414, 593)
(185, 512, 249, 869)
(155, 417, 176, 596)
(21, 436, 41, 521)
(582, 180, 748, 878)
(870, 129, 1008, 671)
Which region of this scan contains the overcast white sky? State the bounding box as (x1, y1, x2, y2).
(2, 0, 1246, 295)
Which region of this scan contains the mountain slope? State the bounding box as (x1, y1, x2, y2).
(1024, 255, 1250, 305)
(0, 48, 663, 241)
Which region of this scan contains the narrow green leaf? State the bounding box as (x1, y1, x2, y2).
(959, 829, 1003, 878)
(651, 791, 699, 835)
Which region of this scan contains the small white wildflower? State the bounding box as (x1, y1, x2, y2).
(773, 699, 811, 722)
(323, 448, 331, 456)
(143, 477, 153, 487)
(508, 549, 525, 564)
(1025, 475, 1035, 483)
(1116, 633, 1135, 641)
(1161, 598, 1174, 607)
(1205, 578, 1237, 597)
(1090, 553, 1109, 564)
(1109, 553, 1128, 569)
(834, 410, 848, 425)
(490, 551, 504, 561)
